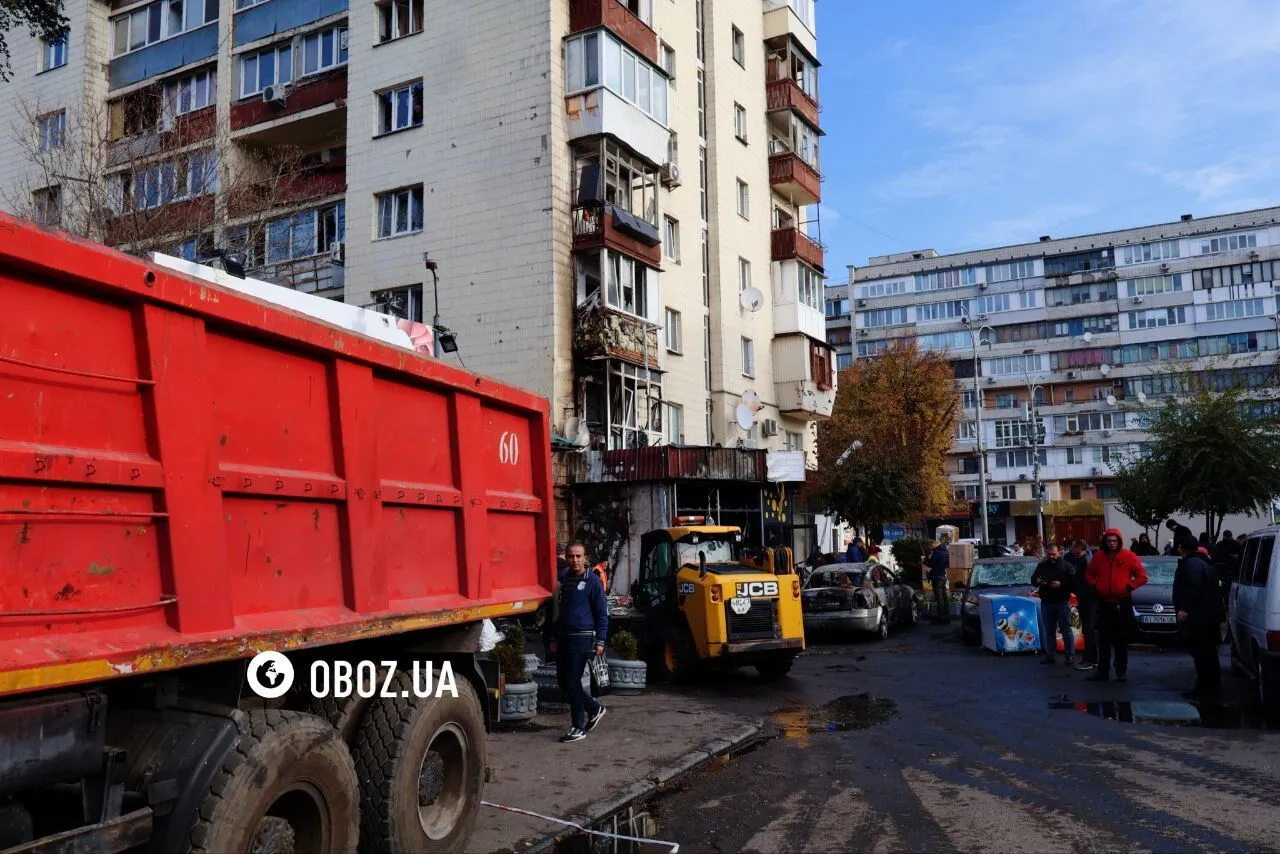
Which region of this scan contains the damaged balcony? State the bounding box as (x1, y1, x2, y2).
(569, 0, 658, 65)
(769, 150, 821, 207)
(771, 227, 824, 272)
(573, 203, 662, 267)
(574, 303, 661, 370)
(572, 139, 663, 267)
(765, 34, 820, 128)
(772, 336, 836, 420)
(565, 446, 769, 484)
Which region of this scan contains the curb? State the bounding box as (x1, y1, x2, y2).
(513, 717, 766, 853)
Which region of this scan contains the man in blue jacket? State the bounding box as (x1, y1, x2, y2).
(555, 541, 609, 742)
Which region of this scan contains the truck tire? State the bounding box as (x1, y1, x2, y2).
(354, 669, 485, 853)
(754, 653, 796, 681)
(308, 696, 372, 744)
(187, 709, 359, 854)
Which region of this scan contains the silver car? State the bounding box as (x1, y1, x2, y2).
(801, 563, 920, 640)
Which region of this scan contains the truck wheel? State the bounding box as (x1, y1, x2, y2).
(308, 696, 372, 744)
(354, 669, 485, 853)
(754, 654, 795, 681)
(187, 710, 358, 854)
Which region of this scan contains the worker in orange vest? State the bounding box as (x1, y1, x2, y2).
(592, 561, 609, 594)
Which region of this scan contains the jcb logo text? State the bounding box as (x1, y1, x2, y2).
(735, 581, 778, 598)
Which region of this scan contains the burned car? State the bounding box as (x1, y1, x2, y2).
(801, 563, 920, 640)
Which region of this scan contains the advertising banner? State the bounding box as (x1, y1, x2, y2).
(979, 595, 1042, 654)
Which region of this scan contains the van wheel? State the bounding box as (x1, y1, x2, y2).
(354, 670, 485, 853)
(187, 710, 358, 854)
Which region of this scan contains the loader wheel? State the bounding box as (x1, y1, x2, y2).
(651, 625, 700, 684)
(354, 669, 485, 853)
(754, 653, 796, 681)
(187, 710, 359, 854)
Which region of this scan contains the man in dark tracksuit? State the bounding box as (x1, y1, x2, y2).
(1174, 534, 1223, 699)
(927, 541, 950, 623)
(555, 542, 609, 742)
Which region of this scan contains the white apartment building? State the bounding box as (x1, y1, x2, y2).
(0, 0, 834, 575)
(825, 207, 1280, 548)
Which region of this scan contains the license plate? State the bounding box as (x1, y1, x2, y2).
(1141, 615, 1177, 624)
(729, 597, 752, 615)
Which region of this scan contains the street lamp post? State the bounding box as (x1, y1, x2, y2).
(963, 320, 995, 544)
(1024, 376, 1046, 557)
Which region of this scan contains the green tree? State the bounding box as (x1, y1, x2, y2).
(1142, 385, 1280, 540)
(1, 0, 68, 82)
(1111, 453, 1177, 547)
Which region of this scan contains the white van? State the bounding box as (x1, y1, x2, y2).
(1228, 526, 1279, 718)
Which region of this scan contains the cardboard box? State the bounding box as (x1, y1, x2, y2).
(947, 542, 975, 571)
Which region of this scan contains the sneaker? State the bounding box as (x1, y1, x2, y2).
(1076, 662, 1096, 671)
(585, 705, 607, 732)
(559, 728, 586, 743)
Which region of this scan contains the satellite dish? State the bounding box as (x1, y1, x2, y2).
(1099, 363, 1111, 374)
(735, 403, 755, 430)
(1081, 331, 1093, 343)
(740, 287, 764, 312)
(1106, 394, 1117, 406)
(743, 389, 763, 412)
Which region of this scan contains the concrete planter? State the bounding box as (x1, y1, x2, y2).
(606, 658, 647, 691)
(499, 679, 538, 722)
(533, 663, 589, 703)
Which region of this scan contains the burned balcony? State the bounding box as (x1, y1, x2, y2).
(765, 34, 820, 126)
(569, 0, 658, 65)
(769, 150, 821, 207)
(771, 227, 824, 272)
(574, 302, 661, 370)
(573, 203, 662, 267)
(572, 143, 662, 267)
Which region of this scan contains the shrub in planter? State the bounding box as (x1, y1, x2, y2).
(494, 625, 537, 722)
(606, 629, 647, 691)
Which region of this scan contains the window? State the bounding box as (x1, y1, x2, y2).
(1070, 484, 1082, 500)
(1253, 536, 1274, 587)
(734, 103, 747, 142)
(741, 337, 755, 376)
(797, 264, 822, 311)
(371, 284, 423, 323)
(961, 390, 976, 409)
(1065, 447, 1085, 465)
(1127, 307, 1187, 329)
(696, 69, 706, 139)
(916, 299, 969, 322)
(265, 202, 345, 264)
(811, 342, 832, 389)
(731, 26, 745, 66)
(111, 149, 217, 212)
(375, 185, 424, 238)
(1050, 315, 1115, 337)
(1000, 485, 1018, 500)
(985, 259, 1035, 283)
(1125, 274, 1181, 297)
(738, 257, 750, 292)
(377, 81, 424, 134)
(859, 279, 908, 299)
(695, 0, 705, 62)
(41, 33, 68, 71)
(163, 68, 217, 118)
(915, 268, 975, 292)
(660, 42, 675, 81)
(240, 44, 293, 98)
(837, 353, 855, 370)
(665, 308, 682, 353)
(993, 449, 1047, 469)
(786, 431, 804, 452)
(37, 111, 65, 150)
(959, 421, 977, 441)
(566, 31, 668, 125)
(1122, 239, 1180, 265)
(1096, 484, 1120, 500)
(667, 403, 684, 444)
(113, 0, 217, 57)
(32, 186, 60, 226)
(378, 0, 423, 42)
(994, 418, 1044, 449)
(574, 140, 658, 227)
(826, 298, 849, 318)
(736, 179, 749, 218)
(605, 252, 652, 317)
(664, 216, 680, 261)
(986, 354, 1045, 376)
(698, 146, 707, 220)
(300, 25, 349, 76)
(953, 484, 980, 502)
(862, 307, 909, 328)
(617, 0, 653, 25)
(1200, 233, 1257, 255)
(1205, 298, 1265, 321)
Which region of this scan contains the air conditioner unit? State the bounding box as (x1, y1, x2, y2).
(1091, 467, 1100, 475)
(263, 83, 289, 104)
(989, 490, 1001, 500)
(858, 329, 868, 336)
(1160, 263, 1169, 272)
(1102, 430, 1112, 437)
(1086, 481, 1095, 488)
(856, 299, 867, 307)
(1131, 296, 1143, 304)
(1019, 473, 1028, 481)
(986, 377, 995, 384)
(761, 418, 779, 437)
(660, 162, 682, 187)
(976, 314, 989, 321)
(330, 242, 345, 265)
(1066, 371, 1076, 379)
(1112, 378, 1123, 387)
(978, 282, 988, 290)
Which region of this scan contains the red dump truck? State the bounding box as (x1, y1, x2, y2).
(0, 213, 555, 853)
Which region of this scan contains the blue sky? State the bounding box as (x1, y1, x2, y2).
(815, 0, 1280, 277)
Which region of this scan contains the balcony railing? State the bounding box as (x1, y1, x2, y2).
(248, 253, 344, 297)
(765, 77, 819, 129)
(574, 302, 660, 370)
(771, 227, 824, 272)
(230, 67, 348, 133)
(569, 0, 658, 64)
(565, 446, 769, 484)
(572, 202, 662, 267)
(769, 151, 821, 205)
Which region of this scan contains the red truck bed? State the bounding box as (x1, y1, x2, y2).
(0, 214, 554, 697)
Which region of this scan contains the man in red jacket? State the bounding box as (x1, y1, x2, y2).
(1083, 528, 1149, 682)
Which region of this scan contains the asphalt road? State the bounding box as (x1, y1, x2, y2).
(642, 620, 1280, 854)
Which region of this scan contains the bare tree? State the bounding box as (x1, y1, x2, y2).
(5, 93, 305, 265)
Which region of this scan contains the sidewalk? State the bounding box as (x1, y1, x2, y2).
(471, 687, 763, 853)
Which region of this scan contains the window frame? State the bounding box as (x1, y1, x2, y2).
(733, 102, 747, 143)
(375, 185, 425, 239)
(664, 307, 682, 353)
(736, 179, 749, 218)
(663, 215, 680, 262)
(377, 0, 424, 43)
(112, 0, 218, 59)
(731, 25, 745, 67)
(41, 33, 69, 71)
(741, 336, 755, 377)
(375, 79, 425, 136)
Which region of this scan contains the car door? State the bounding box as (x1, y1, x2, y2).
(1232, 536, 1260, 664)
(1254, 534, 1277, 653)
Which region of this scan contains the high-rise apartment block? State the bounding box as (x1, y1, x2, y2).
(826, 207, 1280, 547)
(1, 0, 833, 579)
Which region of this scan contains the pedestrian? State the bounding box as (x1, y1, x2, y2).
(1213, 530, 1243, 610)
(1032, 542, 1076, 666)
(1066, 539, 1097, 670)
(927, 539, 951, 623)
(846, 537, 865, 563)
(1133, 533, 1159, 556)
(554, 541, 608, 742)
(1173, 532, 1223, 700)
(1011, 542, 1025, 556)
(1165, 518, 1194, 548)
(1084, 528, 1148, 682)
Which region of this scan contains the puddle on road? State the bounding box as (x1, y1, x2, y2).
(1051, 698, 1275, 730)
(772, 693, 895, 740)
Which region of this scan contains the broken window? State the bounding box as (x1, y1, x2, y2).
(378, 0, 423, 42)
(607, 362, 663, 449)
